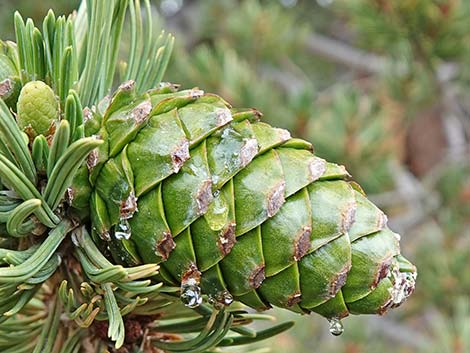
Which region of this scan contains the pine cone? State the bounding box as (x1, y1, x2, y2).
(16, 80, 59, 138)
(72, 81, 416, 319)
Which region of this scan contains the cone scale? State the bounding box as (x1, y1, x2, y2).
(71, 81, 417, 320)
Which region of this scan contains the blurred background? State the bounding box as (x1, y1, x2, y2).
(2, 0, 469, 352)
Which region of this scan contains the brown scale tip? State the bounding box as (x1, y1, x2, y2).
(189, 89, 204, 98)
(250, 108, 263, 120)
(195, 179, 213, 216)
(87, 147, 100, 170)
(328, 264, 351, 297)
(217, 223, 237, 256)
(377, 211, 388, 229)
(83, 107, 93, 122)
(120, 192, 138, 219)
(276, 128, 291, 142)
(171, 140, 190, 173)
(335, 311, 350, 320)
(215, 107, 233, 126)
(131, 100, 152, 124)
(287, 293, 302, 307)
(249, 265, 266, 289)
(99, 230, 111, 241)
(372, 258, 393, 290)
(267, 181, 286, 217)
(239, 138, 258, 168)
(0, 79, 13, 98)
(341, 201, 356, 233)
(181, 263, 202, 285)
(309, 157, 327, 181)
(119, 80, 135, 91)
(294, 226, 311, 261)
(155, 231, 176, 261)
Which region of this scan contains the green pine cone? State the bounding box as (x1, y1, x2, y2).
(16, 81, 59, 138)
(71, 81, 416, 320)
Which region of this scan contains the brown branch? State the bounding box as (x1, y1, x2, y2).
(304, 33, 391, 74)
(305, 32, 458, 80)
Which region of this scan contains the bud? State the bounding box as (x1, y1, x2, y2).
(16, 81, 59, 138)
(0, 53, 21, 110)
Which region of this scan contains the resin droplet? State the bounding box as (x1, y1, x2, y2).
(217, 290, 234, 306)
(208, 290, 234, 310)
(328, 318, 344, 336)
(115, 218, 131, 240)
(180, 279, 202, 308)
(204, 191, 229, 232)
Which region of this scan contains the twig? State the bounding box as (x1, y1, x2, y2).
(305, 32, 458, 80)
(304, 33, 394, 74)
(259, 66, 306, 94)
(438, 67, 469, 161)
(369, 161, 439, 233)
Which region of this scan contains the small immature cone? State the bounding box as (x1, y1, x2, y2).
(0, 52, 21, 110)
(16, 81, 59, 138)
